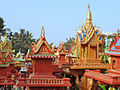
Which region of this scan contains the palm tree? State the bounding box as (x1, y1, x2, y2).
(0, 17, 6, 38)
(10, 29, 36, 55)
(63, 37, 75, 50)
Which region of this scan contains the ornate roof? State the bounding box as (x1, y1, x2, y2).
(77, 5, 102, 44)
(105, 29, 120, 56)
(27, 26, 57, 58)
(56, 43, 66, 54)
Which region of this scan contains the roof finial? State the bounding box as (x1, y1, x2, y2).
(86, 4, 92, 29)
(41, 26, 45, 39)
(88, 4, 90, 9)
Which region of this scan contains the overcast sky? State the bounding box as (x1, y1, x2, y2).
(0, 0, 120, 45)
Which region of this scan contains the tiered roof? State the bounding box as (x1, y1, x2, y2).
(70, 5, 109, 69)
(26, 26, 58, 58)
(76, 5, 102, 45)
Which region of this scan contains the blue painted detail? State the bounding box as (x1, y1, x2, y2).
(28, 62, 31, 66)
(82, 31, 86, 37)
(25, 63, 27, 66)
(79, 35, 83, 40)
(96, 32, 97, 34)
(99, 36, 101, 40)
(116, 39, 120, 46)
(54, 58, 57, 62)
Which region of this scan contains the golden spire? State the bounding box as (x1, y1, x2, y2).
(41, 26, 45, 39)
(86, 4, 92, 29)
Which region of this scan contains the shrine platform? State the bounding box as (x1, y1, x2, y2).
(84, 70, 120, 85)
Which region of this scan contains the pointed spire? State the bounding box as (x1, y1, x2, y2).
(86, 4, 92, 28)
(41, 26, 45, 39)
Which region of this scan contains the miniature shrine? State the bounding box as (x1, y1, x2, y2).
(17, 27, 71, 90)
(0, 34, 17, 89)
(55, 43, 67, 65)
(14, 50, 25, 70)
(54, 43, 73, 78)
(69, 5, 110, 89)
(84, 29, 120, 89)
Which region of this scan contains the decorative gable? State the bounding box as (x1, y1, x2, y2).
(38, 43, 51, 54)
(31, 27, 54, 55)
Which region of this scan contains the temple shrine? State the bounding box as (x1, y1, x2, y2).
(17, 27, 71, 90)
(0, 34, 17, 89)
(66, 44, 75, 65)
(55, 43, 67, 65)
(84, 30, 120, 89)
(69, 5, 109, 89)
(14, 50, 25, 71)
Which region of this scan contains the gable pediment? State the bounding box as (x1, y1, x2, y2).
(37, 42, 52, 54)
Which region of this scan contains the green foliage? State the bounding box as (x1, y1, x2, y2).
(9, 29, 36, 55)
(0, 17, 7, 37)
(99, 84, 106, 90)
(63, 37, 75, 50)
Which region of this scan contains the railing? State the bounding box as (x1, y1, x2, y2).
(85, 71, 111, 80)
(18, 78, 64, 84)
(84, 70, 120, 85)
(74, 63, 110, 67)
(17, 78, 71, 86)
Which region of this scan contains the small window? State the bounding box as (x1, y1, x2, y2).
(113, 60, 116, 64)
